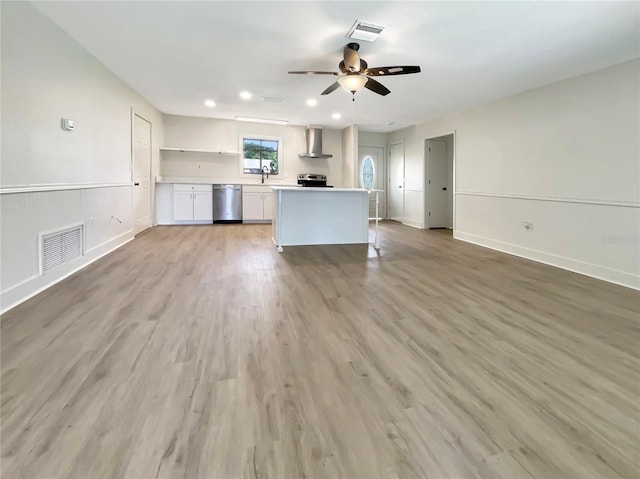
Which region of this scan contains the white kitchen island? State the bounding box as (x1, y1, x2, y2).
(272, 187, 379, 252)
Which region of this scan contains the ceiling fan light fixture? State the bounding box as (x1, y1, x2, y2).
(338, 75, 367, 93)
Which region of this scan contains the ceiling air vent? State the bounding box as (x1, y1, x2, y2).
(40, 224, 84, 273)
(346, 20, 385, 42)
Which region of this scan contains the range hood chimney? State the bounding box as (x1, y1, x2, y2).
(299, 127, 333, 159)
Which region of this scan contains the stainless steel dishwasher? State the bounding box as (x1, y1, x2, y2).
(213, 185, 242, 223)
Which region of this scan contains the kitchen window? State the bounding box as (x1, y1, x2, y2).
(242, 137, 280, 175)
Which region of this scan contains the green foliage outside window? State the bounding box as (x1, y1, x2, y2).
(243, 139, 279, 174)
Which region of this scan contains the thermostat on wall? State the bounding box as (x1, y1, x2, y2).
(61, 118, 74, 131)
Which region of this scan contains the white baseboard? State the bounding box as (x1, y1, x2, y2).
(402, 218, 424, 229)
(454, 231, 640, 290)
(0, 230, 134, 315)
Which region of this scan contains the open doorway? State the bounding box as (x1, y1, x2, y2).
(425, 133, 454, 229)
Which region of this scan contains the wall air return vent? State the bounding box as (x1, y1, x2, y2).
(39, 224, 84, 274)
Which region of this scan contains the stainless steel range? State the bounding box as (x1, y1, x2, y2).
(297, 174, 333, 187)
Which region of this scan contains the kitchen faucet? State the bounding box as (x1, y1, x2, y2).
(261, 165, 270, 184)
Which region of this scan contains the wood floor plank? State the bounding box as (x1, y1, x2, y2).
(2, 222, 639, 478)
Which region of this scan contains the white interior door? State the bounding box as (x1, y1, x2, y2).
(133, 114, 152, 234)
(358, 146, 385, 219)
(427, 140, 447, 228)
(388, 142, 404, 221)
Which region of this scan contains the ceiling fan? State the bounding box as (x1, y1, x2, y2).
(288, 42, 421, 101)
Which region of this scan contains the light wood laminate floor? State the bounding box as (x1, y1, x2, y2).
(2, 222, 639, 479)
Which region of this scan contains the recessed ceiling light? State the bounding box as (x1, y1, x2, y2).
(204, 99, 216, 108)
(239, 91, 252, 100)
(332, 113, 342, 120)
(306, 98, 318, 107)
(235, 116, 288, 126)
(346, 19, 385, 42)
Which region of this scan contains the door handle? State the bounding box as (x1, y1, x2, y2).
(134, 182, 140, 186)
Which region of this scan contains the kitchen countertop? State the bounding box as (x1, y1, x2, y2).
(272, 186, 365, 192)
(156, 176, 298, 186)
(271, 186, 383, 192)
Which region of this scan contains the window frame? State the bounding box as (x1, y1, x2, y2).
(239, 135, 282, 177)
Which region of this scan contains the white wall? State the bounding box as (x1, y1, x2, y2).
(400, 59, 640, 288)
(161, 115, 343, 186)
(0, 1, 164, 312)
(359, 131, 388, 149)
(341, 125, 358, 188)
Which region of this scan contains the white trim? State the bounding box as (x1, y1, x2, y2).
(456, 191, 639, 208)
(0, 182, 131, 195)
(454, 230, 640, 291)
(0, 230, 135, 315)
(402, 218, 424, 229)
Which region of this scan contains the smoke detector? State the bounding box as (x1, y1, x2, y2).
(346, 20, 385, 42)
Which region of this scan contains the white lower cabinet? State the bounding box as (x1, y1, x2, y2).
(242, 186, 272, 222)
(173, 184, 213, 222)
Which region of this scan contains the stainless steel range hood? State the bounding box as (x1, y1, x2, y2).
(299, 127, 333, 159)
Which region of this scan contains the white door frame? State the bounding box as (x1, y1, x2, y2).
(388, 139, 405, 222)
(131, 110, 153, 234)
(424, 131, 456, 230)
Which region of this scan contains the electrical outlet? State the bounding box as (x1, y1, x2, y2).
(522, 221, 533, 232)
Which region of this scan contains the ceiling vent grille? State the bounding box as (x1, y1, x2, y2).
(346, 20, 385, 42)
(40, 224, 84, 274)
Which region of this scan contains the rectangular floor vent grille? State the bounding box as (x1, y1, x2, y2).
(40, 225, 83, 273)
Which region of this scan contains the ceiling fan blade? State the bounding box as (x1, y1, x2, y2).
(321, 81, 341, 95)
(364, 66, 421, 76)
(343, 43, 361, 72)
(288, 71, 340, 75)
(364, 78, 390, 96)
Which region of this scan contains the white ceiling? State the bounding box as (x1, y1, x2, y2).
(34, 1, 639, 133)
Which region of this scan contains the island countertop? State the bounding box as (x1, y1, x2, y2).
(271, 187, 378, 251)
(270, 186, 380, 192)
